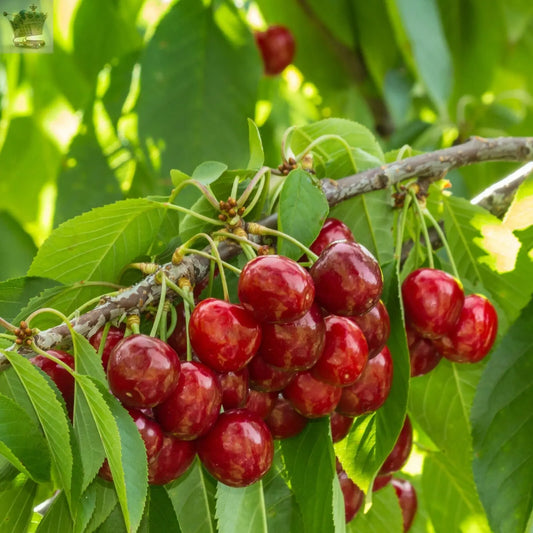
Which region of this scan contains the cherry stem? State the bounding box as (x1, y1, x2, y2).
(183, 298, 192, 362)
(168, 179, 220, 210)
(0, 333, 16, 341)
(161, 201, 225, 227)
(163, 277, 195, 308)
(213, 230, 262, 254)
(0, 317, 17, 333)
(422, 206, 461, 280)
(280, 125, 296, 162)
(159, 302, 169, 341)
(30, 341, 76, 377)
(230, 175, 240, 201)
(166, 303, 178, 338)
(394, 193, 413, 263)
(237, 166, 270, 210)
(95, 322, 111, 358)
(68, 292, 120, 320)
(409, 189, 434, 269)
(149, 272, 167, 338)
(183, 249, 242, 275)
(242, 174, 267, 217)
(293, 134, 356, 171)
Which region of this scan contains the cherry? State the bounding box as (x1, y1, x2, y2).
(264, 395, 308, 439)
(257, 302, 326, 371)
(107, 334, 180, 409)
(336, 346, 393, 417)
(248, 355, 296, 392)
(283, 371, 342, 418)
(402, 268, 464, 339)
(216, 367, 249, 410)
(166, 303, 188, 360)
(349, 300, 390, 359)
(127, 408, 164, 464)
(379, 416, 413, 475)
(197, 409, 274, 487)
(372, 474, 392, 491)
(309, 218, 355, 256)
(89, 325, 125, 369)
(407, 325, 442, 377)
(391, 478, 418, 531)
(244, 389, 277, 419)
(330, 411, 353, 443)
(238, 255, 315, 323)
(311, 315, 368, 387)
(254, 25, 295, 76)
(433, 294, 498, 364)
(189, 298, 261, 372)
(338, 470, 364, 523)
(310, 241, 383, 316)
(148, 434, 196, 485)
(154, 362, 222, 440)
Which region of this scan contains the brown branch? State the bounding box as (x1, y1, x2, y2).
(1, 135, 533, 370)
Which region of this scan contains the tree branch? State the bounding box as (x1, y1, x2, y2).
(1, 135, 532, 370)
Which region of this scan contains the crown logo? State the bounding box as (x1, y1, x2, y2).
(3, 4, 47, 48)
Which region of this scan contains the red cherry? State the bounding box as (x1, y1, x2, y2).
(311, 241, 383, 316)
(127, 408, 164, 464)
(89, 325, 125, 369)
(338, 470, 364, 523)
(107, 334, 180, 408)
(372, 474, 392, 491)
(336, 346, 393, 417)
(402, 268, 464, 339)
(309, 218, 355, 256)
(154, 362, 222, 440)
(391, 478, 418, 531)
(197, 409, 274, 487)
(349, 300, 390, 359)
(238, 255, 315, 323)
(257, 302, 326, 371)
(189, 298, 261, 372)
(248, 355, 296, 392)
(283, 371, 342, 418)
(330, 411, 353, 443)
(379, 416, 413, 475)
(434, 294, 498, 363)
(264, 395, 308, 439)
(148, 434, 196, 485)
(311, 315, 369, 387)
(216, 367, 249, 410)
(166, 303, 188, 360)
(244, 389, 277, 419)
(407, 325, 442, 377)
(254, 25, 295, 76)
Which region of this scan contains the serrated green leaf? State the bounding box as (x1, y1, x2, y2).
(277, 169, 329, 260)
(215, 480, 268, 533)
(166, 458, 217, 533)
(148, 485, 181, 532)
(36, 491, 73, 533)
(191, 162, 229, 185)
(0, 455, 19, 488)
(73, 484, 97, 533)
(280, 418, 343, 533)
(0, 368, 39, 427)
(84, 479, 119, 533)
(247, 119, 264, 170)
(0, 392, 51, 483)
(0, 477, 38, 533)
(471, 300, 533, 533)
(1, 350, 74, 508)
(93, 504, 127, 533)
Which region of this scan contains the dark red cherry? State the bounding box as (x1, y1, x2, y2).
(330, 411, 353, 443)
(127, 408, 164, 464)
(338, 470, 364, 523)
(257, 302, 326, 371)
(254, 25, 295, 76)
(372, 474, 392, 491)
(244, 389, 277, 419)
(407, 325, 442, 377)
(391, 478, 418, 531)
(166, 303, 188, 360)
(336, 346, 393, 417)
(309, 218, 355, 256)
(379, 416, 413, 475)
(148, 434, 196, 485)
(264, 395, 308, 439)
(216, 367, 249, 409)
(248, 355, 296, 392)
(311, 315, 368, 387)
(107, 334, 180, 408)
(189, 298, 261, 372)
(402, 268, 464, 339)
(311, 241, 383, 316)
(349, 300, 390, 359)
(238, 255, 315, 323)
(434, 294, 498, 364)
(283, 371, 342, 418)
(89, 325, 125, 369)
(197, 409, 274, 487)
(154, 362, 222, 440)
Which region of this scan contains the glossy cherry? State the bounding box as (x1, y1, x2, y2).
(311, 241, 383, 316)
(402, 268, 464, 339)
(391, 478, 418, 531)
(330, 411, 353, 443)
(312, 315, 368, 387)
(89, 325, 125, 369)
(216, 367, 249, 410)
(434, 294, 498, 363)
(238, 255, 315, 323)
(379, 416, 413, 475)
(148, 434, 196, 485)
(283, 371, 342, 418)
(254, 25, 295, 76)
(407, 325, 442, 377)
(257, 302, 326, 371)
(264, 395, 308, 439)
(154, 361, 222, 440)
(189, 298, 261, 372)
(248, 355, 296, 392)
(244, 389, 277, 419)
(197, 409, 274, 487)
(336, 346, 393, 417)
(310, 217, 355, 256)
(338, 470, 364, 523)
(107, 334, 180, 408)
(372, 474, 392, 491)
(128, 408, 164, 464)
(349, 300, 390, 359)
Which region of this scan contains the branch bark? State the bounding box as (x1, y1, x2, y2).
(2, 135, 533, 370)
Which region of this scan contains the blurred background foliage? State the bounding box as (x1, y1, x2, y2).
(1, 0, 533, 280)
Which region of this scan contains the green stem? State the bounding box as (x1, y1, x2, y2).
(242, 171, 267, 217)
(149, 273, 167, 338)
(237, 166, 270, 209)
(161, 201, 225, 227)
(293, 134, 356, 171)
(183, 299, 192, 363)
(280, 126, 296, 162)
(0, 333, 16, 341)
(230, 175, 240, 200)
(166, 304, 178, 339)
(212, 230, 262, 253)
(96, 322, 111, 358)
(0, 317, 17, 333)
(409, 189, 434, 269)
(164, 278, 195, 309)
(168, 179, 220, 210)
(159, 304, 169, 341)
(183, 249, 242, 275)
(394, 193, 413, 263)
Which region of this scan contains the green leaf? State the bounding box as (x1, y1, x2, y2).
(74, 484, 97, 533)
(0, 392, 51, 483)
(148, 486, 181, 532)
(215, 481, 268, 533)
(191, 161, 229, 185)
(1, 350, 74, 508)
(136, 0, 261, 175)
(280, 418, 343, 533)
(170, 169, 192, 188)
(471, 300, 533, 533)
(247, 119, 265, 169)
(93, 505, 127, 533)
(84, 479, 119, 533)
(0, 477, 38, 533)
(0, 211, 37, 282)
(166, 459, 217, 533)
(277, 169, 329, 260)
(36, 491, 73, 533)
